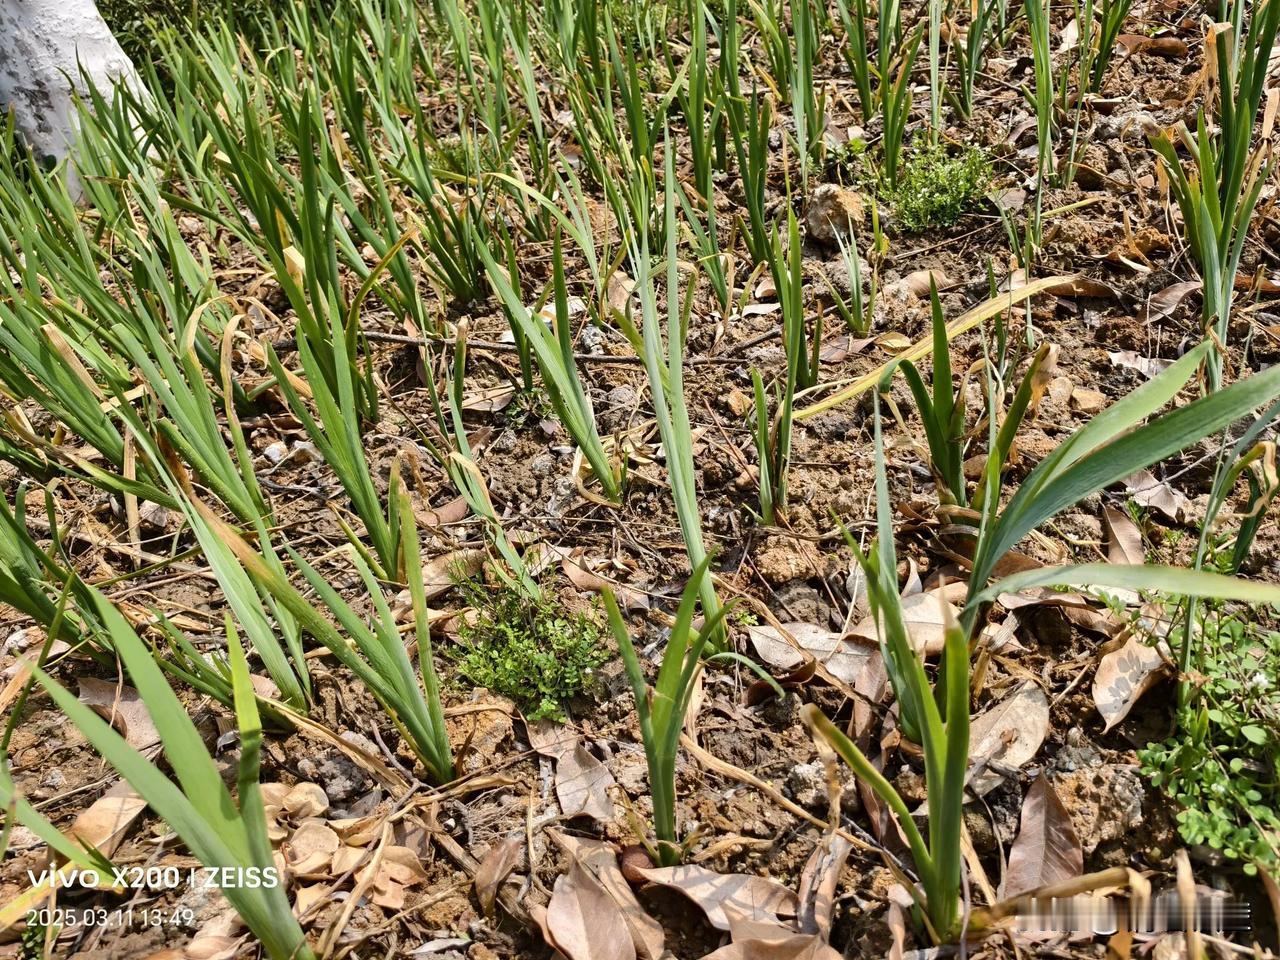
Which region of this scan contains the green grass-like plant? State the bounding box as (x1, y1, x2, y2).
(0, 592, 314, 960)
(605, 558, 732, 865)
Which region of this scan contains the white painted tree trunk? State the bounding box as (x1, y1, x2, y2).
(0, 0, 140, 196)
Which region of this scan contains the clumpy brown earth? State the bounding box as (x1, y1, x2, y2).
(2, 0, 1279, 957)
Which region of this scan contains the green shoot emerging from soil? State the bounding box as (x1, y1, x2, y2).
(453, 576, 607, 721)
(890, 144, 991, 232)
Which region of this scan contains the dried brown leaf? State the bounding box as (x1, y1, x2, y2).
(475, 836, 523, 918)
(1093, 636, 1169, 732)
(78, 678, 160, 750)
(967, 682, 1050, 796)
(546, 859, 636, 960)
(1102, 507, 1145, 566)
(896, 269, 951, 298)
(702, 934, 843, 960)
(634, 864, 799, 931)
(1141, 281, 1201, 323)
(1125, 469, 1192, 524)
(285, 820, 340, 877)
(555, 742, 616, 822)
(745, 622, 876, 684)
(1000, 774, 1083, 899)
(68, 782, 146, 861)
(847, 586, 963, 657)
(1108, 351, 1173, 380)
(550, 833, 666, 960)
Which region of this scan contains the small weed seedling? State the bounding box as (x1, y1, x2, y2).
(1141, 609, 1280, 875)
(890, 144, 991, 232)
(454, 576, 607, 722)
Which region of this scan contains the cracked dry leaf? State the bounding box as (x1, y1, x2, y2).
(1141, 280, 1201, 323)
(634, 863, 799, 932)
(546, 858, 636, 960)
(395, 548, 485, 610)
(529, 721, 616, 821)
(1000, 773, 1083, 899)
(967, 682, 1050, 796)
(1103, 507, 1144, 566)
(356, 845, 428, 910)
(1108, 351, 1174, 380)
(282, 782, 329, 819)
(78, 678, 160, 750)
(555, 742, 616, 821)
(331, 843, 365, 876)
(284, 820, 339, 877)
(1093, 636, 1170, 732)
(895, 269, 951, 298)
(1124, 469, 1192, 524)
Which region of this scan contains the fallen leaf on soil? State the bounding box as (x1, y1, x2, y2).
(394, 548, 485, 611)
(818, 335, 873, 364)
(184, 910, 242, 960)
(530, 725, 616, 821)
(546, 858, 636, 960)
(967, 682, 1050, 796)
(894, 269, 950, 298)
(69, 782, 147, 860)
(1108, 351, 1173, 380)
(607, 272, 637, 316)
(560, 549, 650, 611)
(745, 660, 817, 706)
(1124, 469, 1192, 524)
(550, 833, 666, 960)
(1141, 281, 1201, 323)
(282, 782, 329, 819)
(1093, 636, 1170, 732)
(475, 836, 523, 918)
(634, 864, 799, 931)
(1117, 33, 1188, 57)
(293, 883, 328, 919)
(1103, 507, 1145, 566)
(847, 586, 963, 657)
(796, 833, 853, 937)
(745, 622, 877, 684)
(702, 934, 843, 960)
(78, 678, 161, 750)
(1000, 773, 1083, 899)
(462, 384, 516, 413)
(527, 718, 578, 759)
(1041, 275, 1122, 299)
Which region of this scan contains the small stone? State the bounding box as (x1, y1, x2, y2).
(805, 184, 864, 245)
(1054, 762, 1144, 854)
(1070, 387, 1107, 414)
(530, 452, 556, 477)
(579, 324, 607, 354)
(786, 762, 827, 808)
